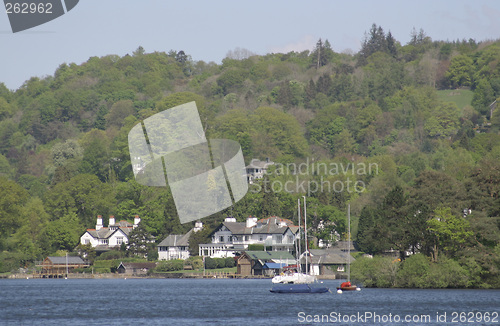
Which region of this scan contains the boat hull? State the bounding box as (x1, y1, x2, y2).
(270, 284, 329, 294)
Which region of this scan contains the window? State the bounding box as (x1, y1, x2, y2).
(259, 236, 264, 241)
(244, 235, 249, 241)
(117, 237, 123, 245)
(219, 236, 224, 242)
(100, 239, 108, 245)
(287, 235, 293, 243)
(275, 235, 282, 244)
(84, 239, 89, 244)
(229, 236, 233, 242)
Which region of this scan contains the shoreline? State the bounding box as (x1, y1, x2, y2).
(3, 273, 339, 280)
(3, 274, 499, 289)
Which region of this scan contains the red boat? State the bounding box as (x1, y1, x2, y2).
(336, 281, 358, 291)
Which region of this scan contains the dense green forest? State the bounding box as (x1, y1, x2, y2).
(0, 25, 499, 287)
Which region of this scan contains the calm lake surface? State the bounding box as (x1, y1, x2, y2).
(0, 278, 499, 325)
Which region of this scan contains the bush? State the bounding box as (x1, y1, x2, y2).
(224, 257, 235, 268)
(204, 257, 217, 269)
(351, 256, 399, 288)
(155, 259, 184, 272)
(147, 249, 158, 261)
(215, 258, 226, 269)
(248, 244, 264, 251)
(185, 256, 203, 270)
(396, 254, 430, 288)
(203, 257, 232, 269)
(427, 258, 470, 288)
(0, 251, 23, 273)
(95, 250, 126, 261)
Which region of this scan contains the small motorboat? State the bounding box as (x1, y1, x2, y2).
(336, 281, 359, 292)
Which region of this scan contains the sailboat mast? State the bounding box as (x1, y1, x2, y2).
(297, 199, 302, 272)
(303, 196, 308, 275)
(347, 204, 350, 283)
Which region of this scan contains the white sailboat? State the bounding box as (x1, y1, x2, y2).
(272, 197, 316, 284)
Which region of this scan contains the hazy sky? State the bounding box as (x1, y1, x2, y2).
(1, 0, 500, 90)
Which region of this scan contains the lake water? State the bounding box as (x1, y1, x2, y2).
(0, 278, 499, 325)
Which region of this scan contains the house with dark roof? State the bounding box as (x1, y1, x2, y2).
(158, 230, 192, 260)
(157, 221, 203, 261)
(237, 251, 296, 276)
(198, 216, 299, 258)
(80, 215, 141, 252)
(301, 248, 356, 276)
(116, 262, 157, 275)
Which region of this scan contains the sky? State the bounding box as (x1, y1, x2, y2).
(1, 0, 500, 91)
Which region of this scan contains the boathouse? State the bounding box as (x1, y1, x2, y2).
(37, 256, 88, 278)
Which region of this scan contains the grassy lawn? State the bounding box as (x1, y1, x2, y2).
(436, 89, 473, 109)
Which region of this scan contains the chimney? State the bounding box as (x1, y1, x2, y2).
(96, 215, 103, 230)
(246, 216, 257, 228)
(133, 215, 140, 229)
(109, 215, 115, 226)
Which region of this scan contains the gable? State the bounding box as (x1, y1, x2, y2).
(81, 231, 97, 240)
(108, 228, 128, 239)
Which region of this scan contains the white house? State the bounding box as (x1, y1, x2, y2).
(157, 221, 203, 261)
(245, 158, 274, 184)
(80, 215, 141, 252)
(198, 216, 299, 258)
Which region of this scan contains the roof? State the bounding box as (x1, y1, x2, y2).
(111, 220, 133, 228)
(84, 226, 133, 240)
(118, 262, 157, 269)
(245, 158, 274, 169)
(262, 262, 287, 269)
(46, 256, 85, 265)
(158, 229, 193, 247)
(300, 249, 355, 265)
(243, 251, 295, 261)
(332, 241, 356, 251)
(214, 216, 296, 236)
(258, 216, 294, 226)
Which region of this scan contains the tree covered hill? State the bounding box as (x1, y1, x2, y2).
(0, 25, 499, 286)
